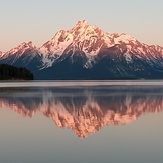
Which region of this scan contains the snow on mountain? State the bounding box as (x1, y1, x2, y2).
(7, 41, 35, 55)
(39, 20, 114, 68)
(0, 41, 44, 71)
(39, 30, 74, 68)
(1, 20, 163, 64)
(38, 20, 163, 70)
(1, 20, 163, 67)
(70, 20, 113, 52)
(114, 33, 137, 44)
(1, 20, 163, 79)
(1, 41, 36, 61)
(0, 51, 5, 57)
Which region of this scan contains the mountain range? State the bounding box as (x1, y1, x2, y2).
(0, 20, 163, 79)
(1, 86, 163, 137)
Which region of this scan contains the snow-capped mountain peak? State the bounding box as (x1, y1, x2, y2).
(0, 41, 38, 66)
(5, 41, 36, 56)
(26, 41, 36, 48)
(73, 20, 89, 30)
(40, 20, 104, 58)
(1, 41, 36, 61)
(39, 20, 109, 67)
(1, 20, 163, 80)
(72, 20, 101, 34)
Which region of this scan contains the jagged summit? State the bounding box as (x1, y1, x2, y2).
(72, 20, 100, 34)
(14, 41, 36, 50)
(39, 20, 163, 71)
(39, 20, 112, 67)
(6, 41, 35, 54)
(73, 20, 90, 28)
(0, 20, 163, 79)
(0, 41, 36, 61)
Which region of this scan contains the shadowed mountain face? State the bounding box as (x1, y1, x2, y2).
(0, 86, 163, 137)
(0, 20, 163, 79)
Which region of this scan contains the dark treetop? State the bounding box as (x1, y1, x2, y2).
(0, 64, 34, 80)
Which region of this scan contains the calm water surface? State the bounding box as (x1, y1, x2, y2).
(0, 81, 163, 163)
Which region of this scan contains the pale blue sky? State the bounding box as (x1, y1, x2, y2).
(0, 0, 163, 51)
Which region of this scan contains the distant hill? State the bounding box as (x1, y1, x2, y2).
(0, 64, 34, 80)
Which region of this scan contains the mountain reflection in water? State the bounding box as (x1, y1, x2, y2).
(0, 86, 163, 138)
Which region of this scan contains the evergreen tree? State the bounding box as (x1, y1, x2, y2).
(0, 64, 34, 80)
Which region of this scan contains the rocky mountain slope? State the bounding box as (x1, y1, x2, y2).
(1, 20, 163, 79)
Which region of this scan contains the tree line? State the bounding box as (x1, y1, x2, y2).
(0, 64, 34, 80)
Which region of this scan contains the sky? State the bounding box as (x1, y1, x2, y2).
(0, 0, 163, 52)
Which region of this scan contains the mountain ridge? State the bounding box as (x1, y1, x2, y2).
(0, 20, 163, 79)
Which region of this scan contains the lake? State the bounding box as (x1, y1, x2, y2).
(0, 81, 163, 163)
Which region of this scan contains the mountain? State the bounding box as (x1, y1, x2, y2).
(0, 20, 163, 79)
(0, 86, 163, 137)
(0, 42, 43, 72)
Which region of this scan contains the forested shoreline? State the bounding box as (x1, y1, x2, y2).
(0, 64, 34, 80)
